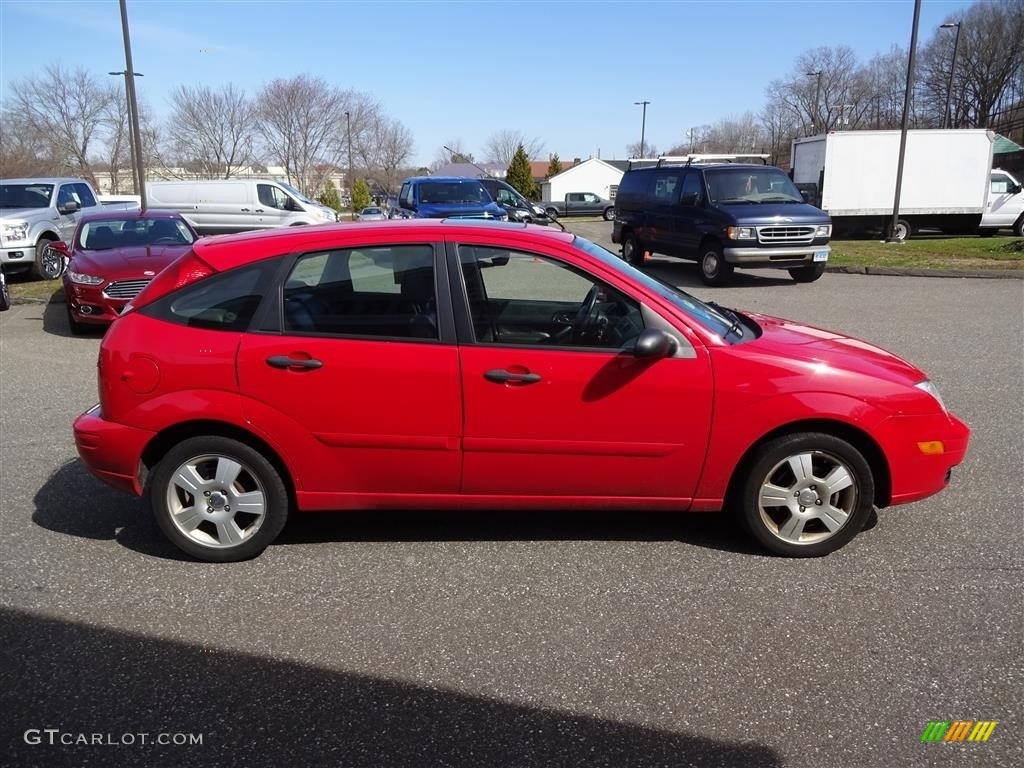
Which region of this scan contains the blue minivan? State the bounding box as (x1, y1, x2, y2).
(612, 160, 832, 285)
(396, 176, 508, 221)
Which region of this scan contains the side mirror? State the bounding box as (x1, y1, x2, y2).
(48, 241, 70, 255)
(633, 328, 678, 359)
(58, 201, 80, 215)
(1011, 183, 1023, 195)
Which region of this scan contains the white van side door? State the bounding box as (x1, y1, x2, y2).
(194, 181, 254, 233)
(983, 171, 1023, 228)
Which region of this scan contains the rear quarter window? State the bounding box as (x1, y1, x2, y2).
(615, 171, 650, 206)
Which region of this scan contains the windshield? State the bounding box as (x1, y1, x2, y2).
(419, 180, 489, 205)
(0, 183, 54, 209)
(277, 181, 315, 205)
(77, 217, 196, 251)
(706, 167, 804, 204)
(571, 236, 736, 339)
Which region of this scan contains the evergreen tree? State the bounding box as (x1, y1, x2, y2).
(546, 153, 563, 179)
(352, 177, 372, 213)
(506, 144, 536, 200)
(318, 178, 342, 211)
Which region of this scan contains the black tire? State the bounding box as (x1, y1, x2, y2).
(545, 208, 559, 221)
(146, 436, 289, 562)
(977, 228, 997, 238)
(621, 233, 646, 266)
(737, 432, 875, 557)
(32, 238, 63, 280)
(891, 219, 912, 242)
(602, 207, 615, 221)
(788, 263, 826, 283)
(0, 272, 10, 312)
(699, 244, 733, 286)
(65, 303, 88, 335)
(1014, 215, 1024, 238)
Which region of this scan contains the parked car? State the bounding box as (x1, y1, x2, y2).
(357, 206, 388, 221)
(612, 160, 832, 285)
(0, 177, 129, 279)
(54, 210, 198, 334)
(146, 179, 339, 235)
(978, 168, 1024, 236)
(397, 176, 507, 220)
(478, 178, 551, 224)
(73, 219, 969, 562)
(542, 192, 615, 221)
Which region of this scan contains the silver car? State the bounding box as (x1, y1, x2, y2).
(357, 206, 387, 221)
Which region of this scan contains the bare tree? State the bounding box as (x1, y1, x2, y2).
(626, 141, 658, 158)
(9, 64, 115, 186)
(167, 84, 258, 178)
(0, 108, 57, 177)
(362, 117, 415, 194)
(702, 113, 765, 154)
(483, 130, 545, 166)
(431, 139, 474, 170)
(256, 74, 349, 195)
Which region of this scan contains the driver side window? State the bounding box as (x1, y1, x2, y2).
(459, 246, 644, 350)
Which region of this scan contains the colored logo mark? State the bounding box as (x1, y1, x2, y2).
(920, 721, 997, 742)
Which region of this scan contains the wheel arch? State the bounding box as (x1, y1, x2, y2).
(140, 420, 298, 507)
(36, 229, 61, 244)
(724, 418, 892, 509)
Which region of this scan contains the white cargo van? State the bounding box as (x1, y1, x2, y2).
(146, 179, 339, 234)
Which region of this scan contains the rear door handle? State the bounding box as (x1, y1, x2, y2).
(484, 369, 541, 384)
(266, 355, 323, 370)
(255, 208, 265, 213)
(240, 208, 251, 212)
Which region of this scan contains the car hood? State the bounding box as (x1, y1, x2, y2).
(715, 201, 829, 225)
(744, 312, 926, 384)
(415, 202, 506, 219)
(70, 245, 191, 278)
(0, 207, 52, 221)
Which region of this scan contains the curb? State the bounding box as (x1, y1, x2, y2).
(826, 265, 1023, 279)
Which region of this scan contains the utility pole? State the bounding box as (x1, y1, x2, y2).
(940, 22, 962, 129)
(806, 71, 823, 135)
(887, 0, 922, 243)
(634, 101, 650, 158)
(345, 111, 354, 219)
(117, 0, 146, 210)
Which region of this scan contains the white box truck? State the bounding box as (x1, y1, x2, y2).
(791, 129, 994, 241)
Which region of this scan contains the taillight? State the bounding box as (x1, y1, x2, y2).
(124, 250, 214, 312)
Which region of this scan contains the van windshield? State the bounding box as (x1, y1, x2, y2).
(277, 181, 315, 205)
(419, 180, 489, 205)
(705, 168, 804, 204)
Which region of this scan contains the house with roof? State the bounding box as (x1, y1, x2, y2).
(539, 158, 627, 202)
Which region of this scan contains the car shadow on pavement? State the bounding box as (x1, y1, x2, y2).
(2, 606, 782, 768)
(40, 291, 105, 338)
(33, 460, 766, 560)
(641, 258, 794, 290)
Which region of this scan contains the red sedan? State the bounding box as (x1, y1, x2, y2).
(73, 220, 969, 561)
(57, 210, 199, 334)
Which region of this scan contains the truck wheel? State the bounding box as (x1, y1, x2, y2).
(788, 263, 826, 283)
(1014, 215, 1024, 238)
(602, 207, 615, 221)
(891, 219, 912, 242)
(545, 208, 559, 221)
(699, 244, 733, 286)
(32, 238, 63, 280)
(0, 272, 10, 312)
(621, 233, 646, 266)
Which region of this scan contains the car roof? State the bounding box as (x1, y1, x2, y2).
(402, 176, 485, 183)
(78, 209, 189, 224)
(0, 177, 88, 185)
(627, 162, 773, 173)
(193, 219, 578, 270)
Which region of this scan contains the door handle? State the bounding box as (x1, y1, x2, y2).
(255, 208, 265, 213)
(484, 369, 541, 384)
(240, 208, 251, 212)
(266, 355, 323, 370)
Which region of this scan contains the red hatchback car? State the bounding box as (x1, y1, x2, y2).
(56, 210, 199, 334)
(73, 220, 969, 562)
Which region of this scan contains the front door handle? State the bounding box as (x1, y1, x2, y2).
(484, 369, 541, 384)
(255, 208, 265, 213)
(266, 355, 323, 370)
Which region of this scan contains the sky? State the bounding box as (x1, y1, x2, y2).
(0, 0, 975, 168)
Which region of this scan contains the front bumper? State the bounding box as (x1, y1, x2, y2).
(63, 280, 127, 325)
(875, 409, 971, 506)
(722, 244, 831, 265)
(1, 244, 34, 266)
(73, 404, 154, 495)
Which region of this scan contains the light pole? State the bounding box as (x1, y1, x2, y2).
(109, 70, 143, 198)
(114, 0, 146, 210)
(940, 22, 962, 129)
(887, 0, 923, 243)
(345, 110, 354, 219)
(806, 71, 823, 135)
(634, 101, 650, 158)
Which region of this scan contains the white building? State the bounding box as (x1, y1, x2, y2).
(540, 158, 626, 202)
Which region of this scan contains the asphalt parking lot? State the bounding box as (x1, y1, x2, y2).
(1, 251, 1021, 767)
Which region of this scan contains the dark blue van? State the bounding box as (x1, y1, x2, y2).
(612, 160, 832, 285)
(397, 177, 508, 221)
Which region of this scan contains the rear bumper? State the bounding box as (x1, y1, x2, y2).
(876, 410, 970, 506)
(73, 404, 154, 495)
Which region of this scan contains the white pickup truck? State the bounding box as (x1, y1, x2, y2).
(0, 177, 134, 279)
(980, 168, 1024, 237)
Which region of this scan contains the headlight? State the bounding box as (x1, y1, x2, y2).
(915, 380, 946, 411)
(499, 214, 508, 222)
(815, 224, 832, 237)
(67, 270, 104, 285)
(2, 221, 29, 241)
(727, 226, 756, 240)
